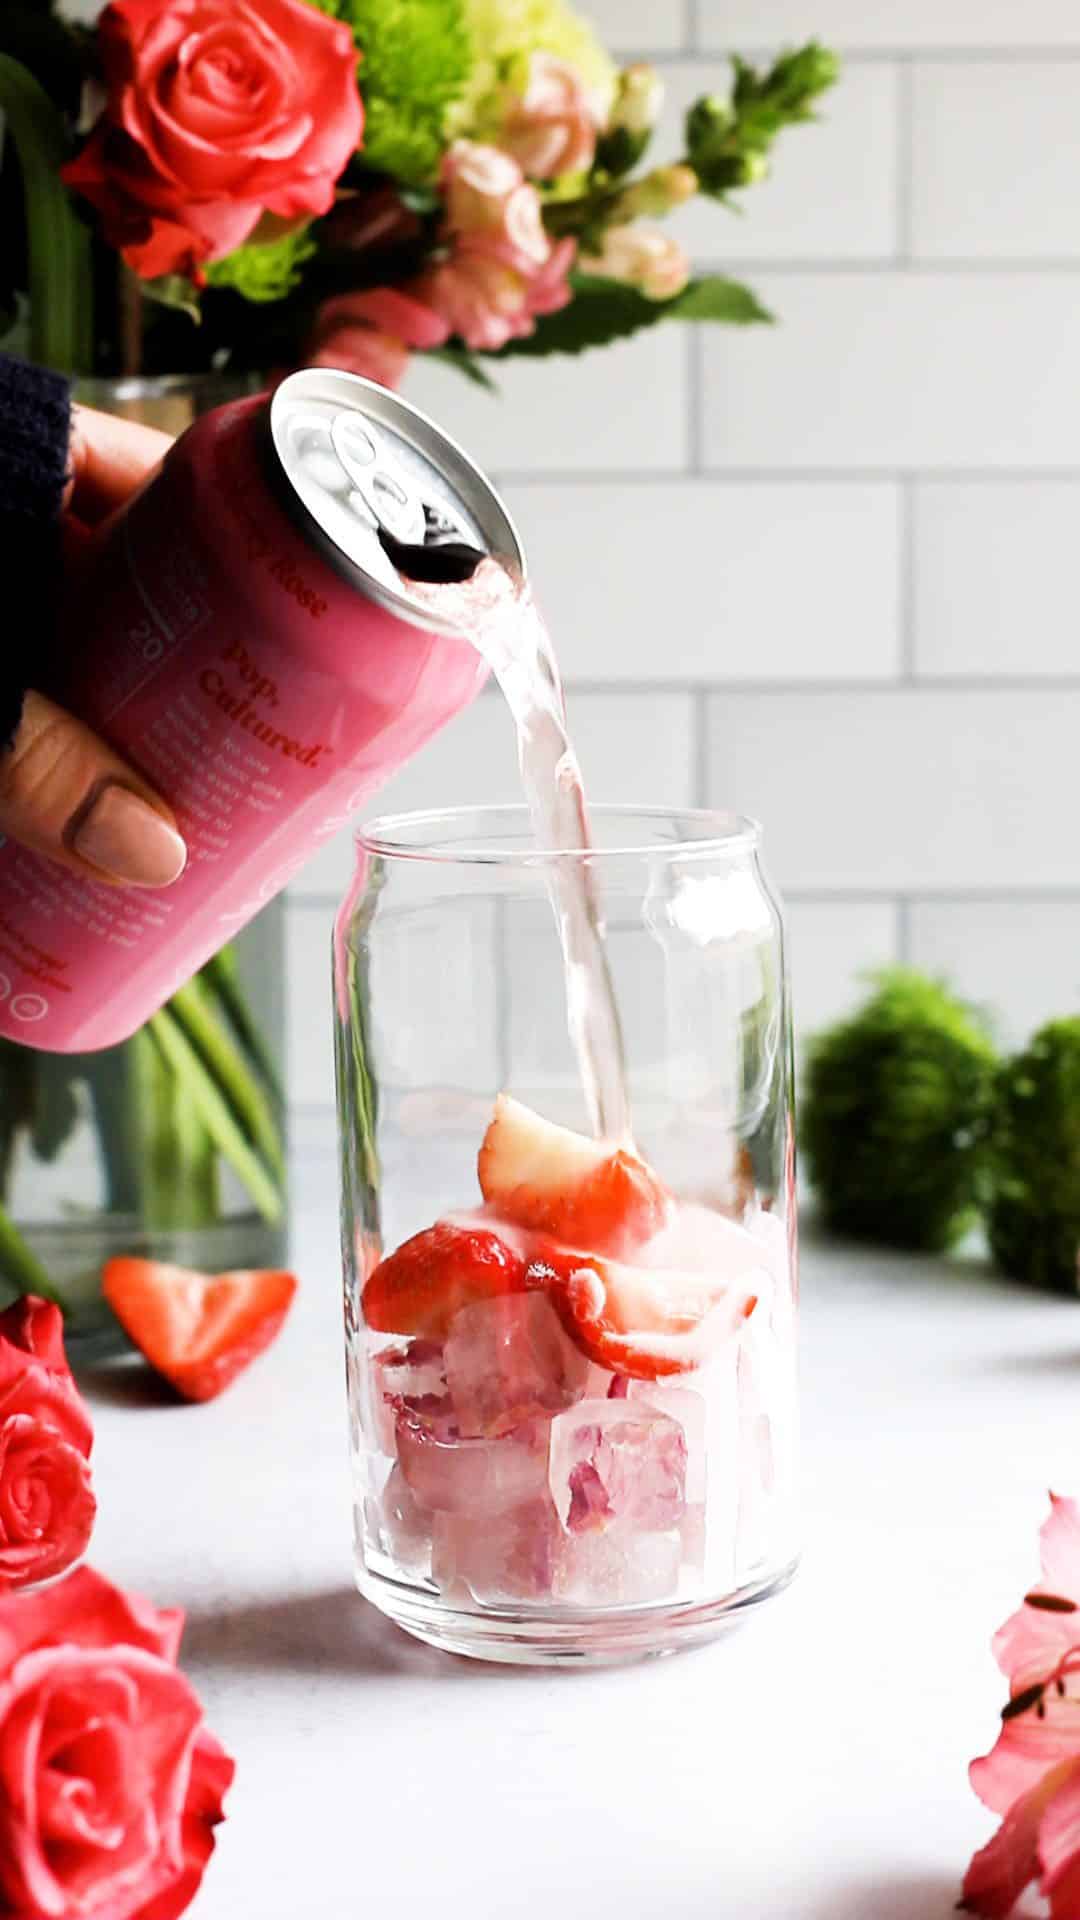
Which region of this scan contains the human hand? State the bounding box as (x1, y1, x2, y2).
(0, 407, 188, 888)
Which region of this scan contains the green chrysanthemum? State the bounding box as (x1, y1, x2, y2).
(987, 1019, 1080, 1293)
(451, 0, 617, 143)
(205, 227, 317, 303)
(315, 0, 473, 184)
(801, 969, 998, 1253)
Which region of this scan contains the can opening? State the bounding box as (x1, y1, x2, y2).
(376, 509, 486, 585)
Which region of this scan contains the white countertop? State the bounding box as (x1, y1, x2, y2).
(82, 1150, 1080, 1920)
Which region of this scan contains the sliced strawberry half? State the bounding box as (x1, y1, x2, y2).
(526, 1246, 759, 1382)
(102, 1259, 297, 1403)
(477, 1095, 669, 1258)
(362, 1222, 527, 1340)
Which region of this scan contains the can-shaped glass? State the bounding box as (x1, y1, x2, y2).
(335, 806, 799, 1664)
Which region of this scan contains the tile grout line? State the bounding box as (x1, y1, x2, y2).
(288, 886, 1080, 910)
(684, 0, 699, 55)
(497, 468, 1080, 486)
(690, 258, 1080, 273)
(642, 46, 1080, 65)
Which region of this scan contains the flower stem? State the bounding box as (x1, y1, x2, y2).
(0, 1200, 68, 1311)
(147, 1009, 284, 1226)
(0, 54, 93, 374)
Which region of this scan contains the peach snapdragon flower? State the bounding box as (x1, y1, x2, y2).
(581, 222, 691, 301)
(498, 52, 601, 180)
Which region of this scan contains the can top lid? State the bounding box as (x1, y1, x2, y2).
(267, 369, 524, 636)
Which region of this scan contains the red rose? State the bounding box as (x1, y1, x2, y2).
(63, 0, 363, 280)
(0, 1298, 95, 1591)
(0, 1566, 234, 1920)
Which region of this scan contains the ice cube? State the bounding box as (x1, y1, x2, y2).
(627, 1383, 707, 1502)
(369, 1339, 449, 1455)
(680, 1502, 707, 1574)
(548, 1399, 686, 1536)
(433, 1498, 559, 1605)
(433, 1499, 683, 1609)
(555, 1525, 682, 1606)
(443, 1294, 593, 1437)
(630, 1351, 740, 1590)
(396, 1407, 550, 1516)
(376, 1464, 434, 1579)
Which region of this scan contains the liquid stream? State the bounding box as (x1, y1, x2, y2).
(414, 561, 631, 1143)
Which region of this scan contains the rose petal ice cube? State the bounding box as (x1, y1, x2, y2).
(396, 1408, 550, 1516)
(548, 1399, 686, 1535)
(444, 1294, 592, 1437)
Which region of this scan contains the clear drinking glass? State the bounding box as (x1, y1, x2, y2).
(335, 806, 798, 1664)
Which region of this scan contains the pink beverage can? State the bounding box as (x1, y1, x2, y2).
(0, 370, 522, 1053)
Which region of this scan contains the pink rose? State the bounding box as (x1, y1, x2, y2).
(499, 53, 600, 179)
(0, 1565, 234, 1920)
(962, 1493, 1080, 1917)
(0, 1297, 95, 1591)
(310, 286, 449, 389)
(581, 223, 691, 301)
(63, 0, 363, 280)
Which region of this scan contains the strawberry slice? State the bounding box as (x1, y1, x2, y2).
(526, 1246, 759, 1382)
(362, 1223, 527, 1339)
(102, 1259, 297, 1403)
(477, 1096, 669, 1257)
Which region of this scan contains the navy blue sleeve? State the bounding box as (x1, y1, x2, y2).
(0, 353, 72, 746)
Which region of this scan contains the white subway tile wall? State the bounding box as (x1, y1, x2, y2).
(286, 1, 1080, 1115)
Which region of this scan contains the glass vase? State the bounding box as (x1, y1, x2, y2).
(0, 373, 287, 1355)
(335, 806, 799, 1666)
(0, 905, 287, 1354)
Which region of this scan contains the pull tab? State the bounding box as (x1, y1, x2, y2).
(377, 504, 487, 585)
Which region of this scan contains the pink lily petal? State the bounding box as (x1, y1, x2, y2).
(994, 1598, 1080, 1696)
(971, 1674, 1080, 1817)
(962, 1766, 1064, 1917)
(1038, 1761, 1080, 1916)
(1033, 1494, 1080, 1605)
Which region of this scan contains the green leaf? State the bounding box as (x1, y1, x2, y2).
(427, 343, 498, 390)
(141, 274, 202, 324)
(0, 53, 92, 373)
(669, 275, 774, 324)
(496, 272, 771, 360)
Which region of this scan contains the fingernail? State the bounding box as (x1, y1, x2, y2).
(71, 783, 187, 887)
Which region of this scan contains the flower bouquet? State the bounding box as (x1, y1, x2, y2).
(0, 0, 838, 384)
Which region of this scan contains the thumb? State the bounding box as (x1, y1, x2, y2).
(0, 691, 187, 888)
